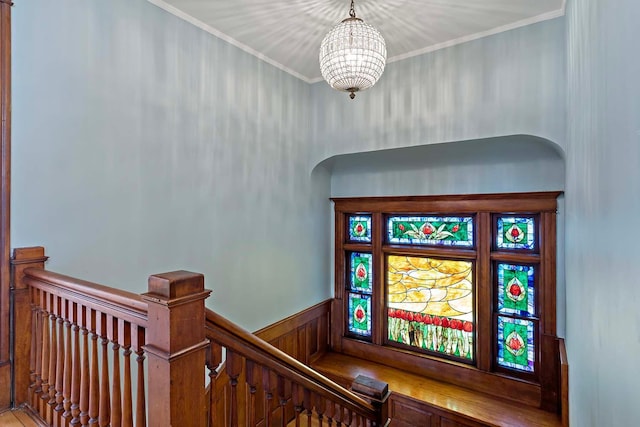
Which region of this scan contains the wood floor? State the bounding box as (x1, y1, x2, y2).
(0, 409, 41, 427)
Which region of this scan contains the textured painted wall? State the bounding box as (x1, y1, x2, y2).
(327, 136, 564, 198)
(566, 0, 640, 425)
(12, 0, 329, 330)
(310, 17, 566, 168)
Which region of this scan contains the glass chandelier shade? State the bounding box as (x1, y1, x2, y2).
(319, 2, 386, 99)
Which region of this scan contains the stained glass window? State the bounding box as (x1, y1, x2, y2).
(497, 263, 535, 316)
(387, 255, 474, 360)
(348, 293, 372, 337)
(350, 252, 373, 292)
(496, 217, 535, 250)
(388, 216, 473, 247)
(348, 215, 372, 242)
(497, 316, 535, 372)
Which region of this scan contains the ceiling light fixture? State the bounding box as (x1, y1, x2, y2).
(319, 0, 387, 99)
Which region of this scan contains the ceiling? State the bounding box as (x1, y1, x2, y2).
(148, 0, 565, 83)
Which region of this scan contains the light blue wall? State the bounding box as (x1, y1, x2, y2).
(326, 136, 564, 198)
(310, 17, 566, 168)
(11, 0, 330, 331)
(566, 0, 640, 425)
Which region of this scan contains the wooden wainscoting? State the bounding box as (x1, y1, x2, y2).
(254, 300, 331, 364)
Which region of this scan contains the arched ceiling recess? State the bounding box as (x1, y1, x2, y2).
(313, 135, 565, 197)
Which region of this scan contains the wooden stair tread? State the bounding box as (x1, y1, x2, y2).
(311, 352, 562, 427)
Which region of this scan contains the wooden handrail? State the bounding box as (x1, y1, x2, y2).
(23, 268, 148, 325)
(205, 309, 378, 418)
(12, 247, 383, 426)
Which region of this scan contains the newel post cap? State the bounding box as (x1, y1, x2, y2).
(143, 270, 210, 302)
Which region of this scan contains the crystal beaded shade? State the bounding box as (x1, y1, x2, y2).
(319, 14, 386, 99)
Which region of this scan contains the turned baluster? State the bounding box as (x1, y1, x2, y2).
(54, 301, 66, 424)
(40, 300, 50, 411)
(79, 307, 90, 426)
(110, 316, 121, 427)
(98, 313, 110, 427)
(47, 297, 58, 418)
(88, 310, 100, 425)
(47, 317, 58, 425)
(262, 367, 273, 427)
(344, 409, 352, 427)
(314, 393, 325, 427)
(32, 295, 44, 409)
(63, 301, 74, 423)
(121, 346, 132, 427)
(70, 304, 83, 426)
(334, 403, 343, 427)
(206, 342, 223, 427)
(277, 375, 287, 427)
(326, 400, 335, 427)
(110, 341, 121, 427)
(29, 297, 38, 405)
(226, 350, 242, 427)
(291, 383, 303, 427)
(134, 326, 146, 427)
(304, 389, 313, 427)
(245, 360, 259, 427)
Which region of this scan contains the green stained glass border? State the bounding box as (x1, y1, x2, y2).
(350, 252, 373, 292)
(348, 215, 372, 242)
(348, 293, 372, 338)
(496, 216, 535, 250)
(497, 316, 535, 372)
(387, 216, 474, 247)
(497, 263, 535, 316)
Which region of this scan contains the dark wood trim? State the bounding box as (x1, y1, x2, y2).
(339, 337, 542, 408)
(382, 245, 477, 259)
(0, 0, 11, 410)
(10, 248, 48, 406)
(476, 212, 492, 372)
(333, 211, 346, 352)
(333, 192, 561, 411)
(559, 338, 569, 427)
(372, 212, 384, 346)
(23, 268, 148, 323)
(332, 191, 563, 214)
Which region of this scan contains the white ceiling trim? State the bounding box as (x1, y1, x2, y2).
(147, 0, 315, 83)
(148, 0, 566, 85)
(382, 6, 567, 72)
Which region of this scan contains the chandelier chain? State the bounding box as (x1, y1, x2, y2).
(349, 0, 356, 18)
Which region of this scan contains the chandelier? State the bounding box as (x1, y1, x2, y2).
(319, 0, 387, 99)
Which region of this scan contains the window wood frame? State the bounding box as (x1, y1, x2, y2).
(331, 192, 562, 410)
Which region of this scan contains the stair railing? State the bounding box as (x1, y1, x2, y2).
(11, 247, 388, 427)
(204, 309, 387, 427)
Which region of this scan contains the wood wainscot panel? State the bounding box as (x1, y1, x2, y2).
(389, 394, 436, 427)
(254, 299, 331, 364)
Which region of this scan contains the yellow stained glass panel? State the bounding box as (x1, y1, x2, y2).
(387, 255, 473, 321)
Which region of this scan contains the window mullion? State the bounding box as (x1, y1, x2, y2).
(372, 211, 384, 345)
(476, 211, 492, 372)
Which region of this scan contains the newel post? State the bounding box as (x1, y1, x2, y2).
(11, 247, 49, 406)
(142, 271, 211, 427)
(352, 375, 391, 427)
